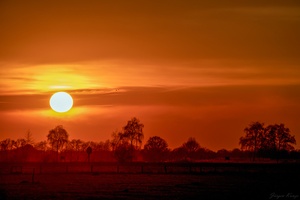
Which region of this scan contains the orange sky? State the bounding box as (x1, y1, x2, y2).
(1, 0, 300, 151)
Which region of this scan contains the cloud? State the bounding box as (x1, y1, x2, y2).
(6, 77, 37, 81)
(2, 84, 299, 111)
(76, 85, 300, 107)
(0, 93, 50, 111)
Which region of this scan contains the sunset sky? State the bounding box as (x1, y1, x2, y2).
(1, 0, 300, 151)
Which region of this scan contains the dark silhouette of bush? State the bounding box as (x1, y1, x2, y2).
(143, 136, 169, 162)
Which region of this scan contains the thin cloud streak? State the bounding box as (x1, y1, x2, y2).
(1, 60, 300, 95)
(1, 85, 300, 111)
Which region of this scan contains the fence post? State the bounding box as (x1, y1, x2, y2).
(91, 164, 93, 173)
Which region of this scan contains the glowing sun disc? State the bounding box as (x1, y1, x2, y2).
(50, 92, 73, 113)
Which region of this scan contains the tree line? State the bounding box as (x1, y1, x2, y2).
(240, 122, 296, 161)
(0, 118, 299, 162)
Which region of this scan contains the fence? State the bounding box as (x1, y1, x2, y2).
(1, 162, 299, 175)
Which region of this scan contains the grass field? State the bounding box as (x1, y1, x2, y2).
(1, 162, 299, 200)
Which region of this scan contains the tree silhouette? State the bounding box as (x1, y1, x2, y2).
(68, 139, 83, 151)
(264, 124, 296, 160)
(110, 118, 144, 162)
(240, 122, 296, 161)
(143, 136, 169, 162)
(1, 119, 298, 163)
(0, 139, 13, 161)
(217, 149, 230, 159)
(97, 140, 111, 151)
(111, 130, 134, 162)
(114, 142, 134, 163)
(67, 139, 83, 161)
(183, 137, 200, 153)
(47, 125, 69, 161)
(34, 141, 48, 151)
(182, 137, 200, 161)
(86, 146, 92, 162)
(67, 139, 84, 161)
(171, 146, 187, 161)
(110, 130, 125, 151)
(15, 139, 26, 149)
(0, 139, 11, 151)
(25, 129, 35, 145)
(265, 124, 296, 151)
(239, 122, 265, 161)
(123, 117, 144, 149)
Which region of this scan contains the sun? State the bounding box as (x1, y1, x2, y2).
(49, 92, 73, 113)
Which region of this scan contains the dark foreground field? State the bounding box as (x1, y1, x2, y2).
(1, 162, 299, 200)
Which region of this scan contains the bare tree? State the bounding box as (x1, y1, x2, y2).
(25, 129, 35, 145)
